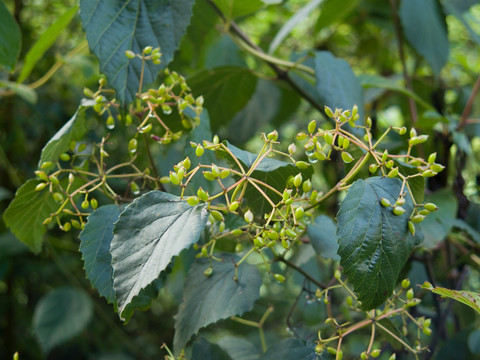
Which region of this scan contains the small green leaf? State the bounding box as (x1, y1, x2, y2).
(33, 287, 93, 353)
(422, 281, 480, 315)
(0, 1, 21, 71)
(307, 215, 340, 260)
(337, 177, 418, 310)
(111, 191, 208, 317)
(3, 179, 58, 253)
(260, 339, 315, 360)
(173, 255, 262, 355)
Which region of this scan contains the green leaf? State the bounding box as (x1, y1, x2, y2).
(219, 142, 313, 215)
(0, 232, 29, 259)
(18, 5, 78, 83)
(79, 0, 194, 104)
(468, 329, 480, 354)
(422, 281, 480, 315)
(314, 51, 363, 120)
(399, 0, 449, 75)
(121, 277, 166, 323)
(315, 0, 359, 31)
(39, 100, 93, 167)
(443, 1, 480, 45)
(307, 215, 340, 260)
(189, 66, 258, 130)
(3, 179, 58, 253)
(212, 0, 264, 21)
(260, 339, 316, 360)
(33, 287, 93, 353)
(173, 255, 262, 355)
(336, 177, 418, 310)
(0, 80, 38, 104)
(79, 205, 121, 303)
(216, 336, 260, 360)
(397, 161, 425, 204)
(0, 1, 21, 71)
(268, 0, 324, 54)
(192, 338, 233, 360)
(111, 191, 208, 317)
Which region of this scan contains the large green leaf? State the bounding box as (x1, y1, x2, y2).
(260, 339, 317, 360)
(307, 215, 340, 260)
(422, 282, 480, 315)
(212, 0, 264, 21)
(79, 0, 194, 104)
(18, 5, 78, 82)
(3, 179, 58, 253)
(219, 142, 313, 215)
(39, 100, 93, 167)
(314, 51, 363, 119)
(399, 0, 449, 75)
(336, 177, 418, 310)
(111, 191, 208, 317)
(33, 287, 93, 353)
(173, 255, 262, 355)
(79, 205, 121, 303)
(0, 1, 21, 71)
(189, 66, 258, 129)
(315, 0, 359, 31)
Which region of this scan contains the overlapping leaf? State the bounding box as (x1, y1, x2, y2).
(336, 177, 418, 309)
(0, 2, 21, 71)
(307, 215, 340, 260)
(111, 191, 208, 317)
(260, 339, 317, 360)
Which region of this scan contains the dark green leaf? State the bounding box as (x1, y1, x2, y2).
(397, 161, 425, 204)
(314, 51, 363, 120)
(307, 215, 340, 260)
(33, 287, 93, 353)
(121, 277, 166, 323)
(216, 336, 260, 360)
(0, 1, 21, 71)
(212, 0, 264, 21)
(79, 205, 122, 303)
(111, 191, 208, 317)
(451, 218, 480, 243)
(18, 5, 78, 82)
(337, 177, 417, 310)
(3, 179, 58, 253)
(260, 339, 317, 360)
(79, 0, 194, 104)
(315, 0, 359, 31)
(443, 1, 480, 45)
(192, 338, 233, 360)
(0, 232, 29, 259)
(189, 66, 258, 130)
(205, 35, 246, 69)
(468, 329, 480, 354)
(173, 255, 262, 355)
(39, 100, 93, 166)
(399, 0, 449, 75)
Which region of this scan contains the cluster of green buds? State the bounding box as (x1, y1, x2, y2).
(125, 45, 162, 65)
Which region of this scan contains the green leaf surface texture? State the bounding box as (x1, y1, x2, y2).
(39, 99, 93, 166)
(336, 177, 418, 309)
(307, 214, 340, 260)
(33, 287, 93, 353)
(79, 205, 122, 303)
(173, 255, 262, 355)
(0, 1, 21, 71)
(399, 0, 449, 75)
(111, 191, 208, 317)
(3, 179, 58, 253)
(422, 282, 480, 315)
(189, 66, 258, 129)
(18, 5, 78, 82)
(260, 339, 317, 360)
(79, 0, 194, 104)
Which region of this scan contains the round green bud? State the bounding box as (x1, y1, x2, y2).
(187, 196, 200, 206)
(267, 130, 278, 141)
(369, 164, 378, 173)
(293, 173, 303, 188)
(125, 50, 136, 59)
(273, 273, 285, 283)
(204, 267, 213, 277)
(294, 207, 304, 220)
(244, 210, 254, 223)
(381, 198, 391, 207)
(296, 161, 310, 170)
(406, 288, 414, 300)
(393, 206, 406, 216)
(371, 349, 381, 358)
(195, 145, 204, 157)
(324, 132, 334, 146)
(387, 167, 399, 178)
(424, 203, 438, 212)
(401, 278, 410, 288)
(411, 214, 425, 223)
(341, 151, 354, 163)
(308, 120, 316, 134)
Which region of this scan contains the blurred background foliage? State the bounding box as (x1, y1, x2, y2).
(1, 0, 480, 359)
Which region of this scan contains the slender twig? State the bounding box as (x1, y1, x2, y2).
(276, 255, 327, 289)
(457, 73, 480, 130)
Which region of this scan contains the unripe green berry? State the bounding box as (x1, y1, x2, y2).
(341, 151, 354, 163)
(424, 203, 438, 212)
(418, 209, 430, 216)
(128, 138, 138, 154)
(324, 106, 334, 118)
(294, 206, 304, 220)
(267, 130, 278, 141)
(63, 222, 72, 232)
(187, 196, 200, 206)
(220, 169, 230, 179)
(430, 163, 445, 173)
(406, 288, 414, 300)
(302, 179, 312, 192)
(253, 236, 264, 248)
(315, 344, 324, 354)
(211, 210, 224, 221)
(81, 200, 89, 209)
(342, 137, 350, 149)
(346, 296, 353, 306)
(393, 206, 406, 216)
(49, 175, 59, 186)
(334, 269, 341, 280)
(197, 188, 209, 201)
(296, 132, 307, 141)
(423, 327, 432, 336)
(293, 173, 303, 188)
(428, 152, 437, 164)
(288, 143, 297, 154)
(326, 347, 337, 355)
(361, 352, 367, 360)
(389, 354, 397, 360)
(381, 198, 391, 207)
(411, 214, 425, 223)
(382, 150, 388, 162)
(125, 50, 136, 59)
(295, 161, 310, 170)
(90, 198, 98, 209)
(203, 171, 215, 181)
(387, 167, 399, 178)
(371, 349, 381, 358)
(273, 273, 285, 283)
(35, 182, 48, 191)
(130, 181, 140, 194)
(229, 201, 239, 212)
(422, 169, 437, 177)
(399, 126, 407, 135)
(324, 132, 334, 145)
(408, 220, 415, 236)
(396, 197, 405, 206)
(204, 267, 213, 277)
(244, 210, 254, 223)
(170, 172, 180, 185)
(308, 120, 316, 134)
(35, 170, 49, 181)
(195, 145, 204, 157)
(369, 164, 378, 173)
(402, 279, 410, 288)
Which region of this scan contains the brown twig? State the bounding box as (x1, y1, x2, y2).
(457, 73, 480, 130)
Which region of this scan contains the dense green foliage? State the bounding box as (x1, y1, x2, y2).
(1, 1, 480, 359)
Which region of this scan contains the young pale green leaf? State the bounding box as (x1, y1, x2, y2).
(189, 66, 257, 129)
(3, 179, 58, 253)
(18, 5, 78, 82)
(314, 51, 364, 122)
(39, 100, 93, 166)
(33, 287, 93, 354)
(399, 0, 449, 75)
(173, 255, 262, 355)
(191, 338, 233, 360)
(260, 339, 316, 360)
(79, 205, 122, 303)
(111, 191, 208, 318)
(0, 1, 21, 71)
(336, 177, 419, 310)
(307, 215, 340, 260)
(79, 0, 194, 104)
(422, 281, 480, 315)
(212, 0, 264, 21)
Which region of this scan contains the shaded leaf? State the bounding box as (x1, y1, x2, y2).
(79, 0, 194, 104)
(260, 339, 317, 360)
(3, 179, 58, 253)
(217, 336, 260, 360)
(189, 66, 258, 130)
(399, 0, 449, 75)
(468, 329, 480, 354)
(307, 215, 340, 260)
(0, 80, 38, 104)
(205, 35, 246, 69)
(336, 177, 418, 310)
(212, 0, 264, 21)
(173, 255, 262, 355)
(443, 1, 480, 45)
(422, 281, 480, 315)
(18, 5, 78, 82)
(0, 232, 29, 259)
(0, 1, 21, 71)
(33, 287, 93, 353)
(192, 338, 233, 360)
(315, 0, 359, 31)
(111, 191, 208, 317)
